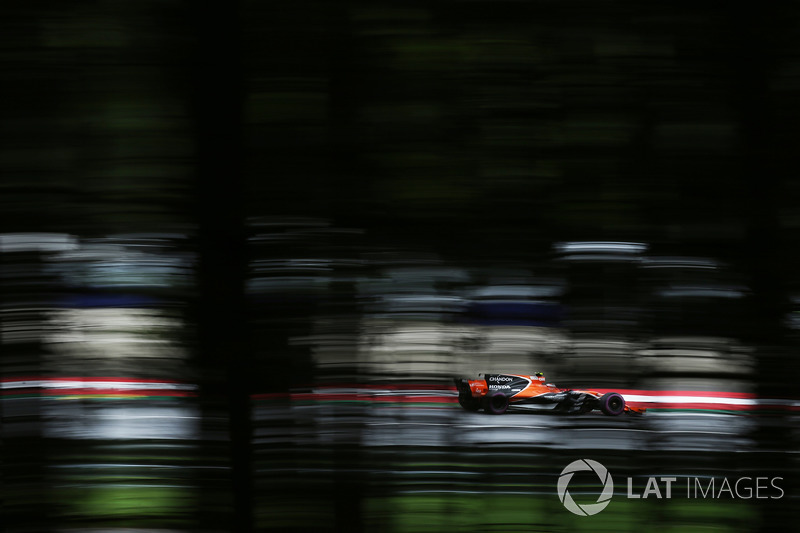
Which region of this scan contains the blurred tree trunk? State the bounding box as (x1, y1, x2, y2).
(728, 2, 798, 531)
(190, 0, 253, 531)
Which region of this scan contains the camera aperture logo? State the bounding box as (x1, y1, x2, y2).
(557, 459, 614, 516)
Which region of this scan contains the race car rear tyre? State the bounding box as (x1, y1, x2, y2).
(485, 392, 509, 415)
(599, 392, 625, 416)
(458, 393, 481, 411)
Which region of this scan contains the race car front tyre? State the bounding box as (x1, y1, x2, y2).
(458, 393, 481, 411)
(599, 392, 625, 416)
(485, 391, 509, 415)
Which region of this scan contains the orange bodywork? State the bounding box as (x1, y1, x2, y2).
(465, 373, 554, 399)
(463, 373, 646, 414)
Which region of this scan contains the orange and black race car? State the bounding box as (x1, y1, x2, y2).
(454, 372, 645, 415)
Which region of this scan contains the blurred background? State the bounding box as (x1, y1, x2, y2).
(2, 1, 800, 532)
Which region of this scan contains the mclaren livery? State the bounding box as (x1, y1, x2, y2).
(454, 372, 645, 415)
